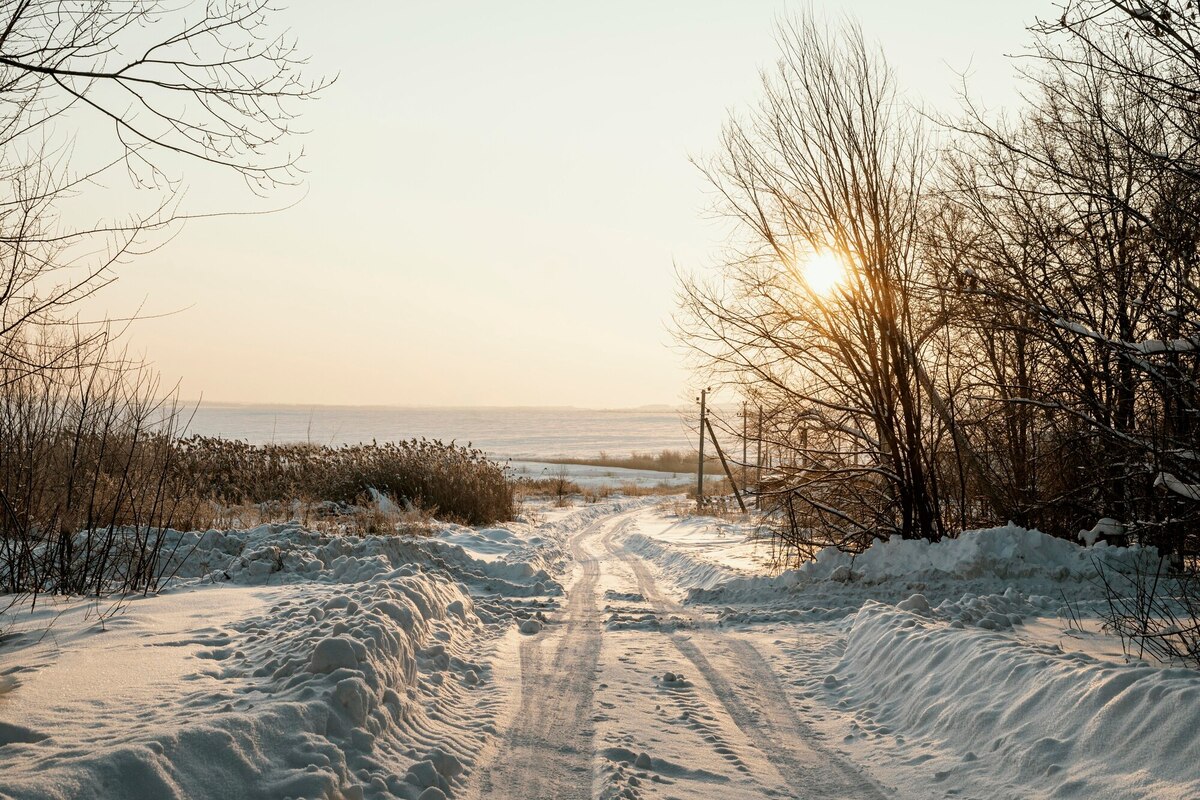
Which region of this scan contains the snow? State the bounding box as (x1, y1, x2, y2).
(825, 601, 1200, 798)
(1079, 516, 1125, 546)
(1049, 318, 1200, 358)
(618, 512, 1200, 798)
(621, 512, 781, 591)
(1126, 337, 1199, 354)
(614, 510, 1195, 796)
(1155, 470, 1200, 501)
(795, 523, 1151, 584)
(666, 522, 1155, 614)
(0, 503, 597, 800)
(2, 500, 1197, 800)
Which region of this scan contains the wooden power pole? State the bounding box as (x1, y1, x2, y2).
(742, 401, 748, 490)
(705, 416, 747, 513)
(756, 406, 763, 498)
(696, 388, 707, 509)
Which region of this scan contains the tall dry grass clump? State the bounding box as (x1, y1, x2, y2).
(173, 437, 513, 526)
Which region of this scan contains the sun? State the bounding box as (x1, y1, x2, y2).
(799, 250, 846, 296)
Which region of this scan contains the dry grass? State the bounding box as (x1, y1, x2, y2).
(1, 339, 197, 600)
(172, 436, 512, 526)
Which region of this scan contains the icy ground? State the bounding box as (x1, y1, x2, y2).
(1, 500, 1198, 799)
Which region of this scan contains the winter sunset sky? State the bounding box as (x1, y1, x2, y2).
(101, 1, 1044, 408)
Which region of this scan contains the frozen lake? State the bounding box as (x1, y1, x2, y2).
(183, 403, 698, 462)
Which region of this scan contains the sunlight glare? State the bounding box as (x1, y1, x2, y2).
(800, 250, 846, 296)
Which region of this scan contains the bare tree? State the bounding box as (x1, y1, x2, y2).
(0, 0, 327, 371)
(934, 6, 1200, 557)
(680, 2, 1200, 573)
(0, 1, 325, 608)
(0, 0, 323, 188)
(679, 13, 956, 547)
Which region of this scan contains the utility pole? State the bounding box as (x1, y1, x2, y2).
(742, 401, 748, 492)
(756, 405, 763, 498)
(696, 388, 707, 509)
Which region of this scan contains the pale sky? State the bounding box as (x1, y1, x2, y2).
(95, 0, 1048, 408)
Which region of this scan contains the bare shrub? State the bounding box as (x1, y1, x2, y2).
(0, 335, 195, 604)
(1096, 554, 1200, 667)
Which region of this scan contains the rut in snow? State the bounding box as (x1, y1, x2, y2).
(601, 528, 889, 799)
(468, 508, 621, 799)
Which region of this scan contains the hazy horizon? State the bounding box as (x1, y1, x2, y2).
(184, 398, 688, 412)
(183, 402, 700, 457)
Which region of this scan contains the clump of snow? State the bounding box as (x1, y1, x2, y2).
(309, 635, 362, 673)
(895, 593, 932, 615)
(659, 671, 689, 688)
(1155, 470, 1200, 501)
(1079, 517, 1125, 547)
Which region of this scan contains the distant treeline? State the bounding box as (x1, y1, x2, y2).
(542, 449, 714, 474)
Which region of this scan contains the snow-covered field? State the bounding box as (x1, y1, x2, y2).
(1, 500, 1197, 799)
(507, 460, 695, 489)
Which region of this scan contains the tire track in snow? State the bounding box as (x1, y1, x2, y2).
(471, 507, 642, 800)
(602, 520, 888, 800)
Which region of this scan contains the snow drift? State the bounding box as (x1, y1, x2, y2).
(829, 601, 1200, 799)
(800, 523, 1155, 583)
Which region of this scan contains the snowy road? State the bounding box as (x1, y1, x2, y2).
(469, 505, 886, 800)
(8, 501, 1195, 799)
(469, 508, 606, 799)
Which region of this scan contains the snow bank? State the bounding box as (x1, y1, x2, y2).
(145, 520, 570, 603)
(828, 601, 1200, 799)
(623, 532, 751, 592)
(0, 568, 485, 799)
(800, 524, 1154, 584)
(690, 523, 1159, 612)
(618, 513, 779, 596)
